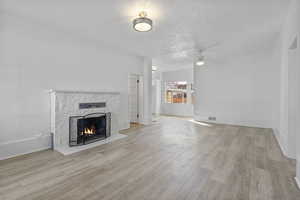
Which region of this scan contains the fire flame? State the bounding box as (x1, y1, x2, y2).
(81, 127, 96, 135)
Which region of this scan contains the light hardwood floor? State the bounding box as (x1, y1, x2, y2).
(0, 116, 299, 200)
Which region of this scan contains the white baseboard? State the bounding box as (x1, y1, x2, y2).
(0, 135, 52, 160)
(119, 121, 130, 130)
(193, 115, 271, 129)
(139, 117, 152, 125)
(272, 128, 295, 159)
(295, 177, 300, 190)
(272, 128, 288, 157)
(160, 114, 193, 118)
(0, 120, 130, 161)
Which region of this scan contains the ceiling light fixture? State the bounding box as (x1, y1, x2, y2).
(195, 55, 205, 66)
(133, 11, 153, 32)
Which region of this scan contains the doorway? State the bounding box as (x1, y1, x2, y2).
(128, 74, 143, 125)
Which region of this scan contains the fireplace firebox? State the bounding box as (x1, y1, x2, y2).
(69, 113, 111, 146)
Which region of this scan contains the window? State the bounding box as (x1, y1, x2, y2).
(165, 81, 191, 104)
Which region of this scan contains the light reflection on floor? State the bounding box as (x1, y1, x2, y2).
(188, 119, 212, 127)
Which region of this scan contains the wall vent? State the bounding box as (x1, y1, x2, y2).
(208, 116, 216, 121)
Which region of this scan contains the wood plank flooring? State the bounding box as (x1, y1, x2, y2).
(0, 116, 299, 200)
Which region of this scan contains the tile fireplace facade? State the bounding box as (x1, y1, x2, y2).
(50, 90, 125, 155)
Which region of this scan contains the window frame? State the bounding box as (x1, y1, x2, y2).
(164, 81, 192, 104)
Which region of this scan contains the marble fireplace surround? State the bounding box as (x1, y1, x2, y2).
(50, 90, 127, 155)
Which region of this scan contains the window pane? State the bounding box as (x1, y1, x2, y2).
(165, 81, 188, 104)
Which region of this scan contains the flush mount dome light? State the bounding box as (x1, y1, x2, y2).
(196, 60, 205, 66)
(195, 55, 205, 66)
(133, 11, 153, 32)
(152, 66, 157, 71)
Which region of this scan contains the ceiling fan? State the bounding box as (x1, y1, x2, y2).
(193, 42, 220, 67)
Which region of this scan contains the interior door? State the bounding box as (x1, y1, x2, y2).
(129, 74, 139, 123)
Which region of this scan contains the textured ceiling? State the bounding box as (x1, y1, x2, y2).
(1, 0, 290, 71)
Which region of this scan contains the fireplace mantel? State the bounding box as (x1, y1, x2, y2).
(49, 89, 120, 95)
(50, 90, 126, 155)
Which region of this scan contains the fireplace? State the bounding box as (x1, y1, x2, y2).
(69, 113, 111, 146)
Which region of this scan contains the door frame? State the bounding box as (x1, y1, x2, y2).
(128, 74, 144, 125)
(287, 36, 298, 159)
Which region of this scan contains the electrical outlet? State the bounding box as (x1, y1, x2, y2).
(208, 116, 216, 121)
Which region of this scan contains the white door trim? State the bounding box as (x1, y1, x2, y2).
(128, 74, 144, 124)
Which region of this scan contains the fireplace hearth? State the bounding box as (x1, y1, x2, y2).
(69, 113, 111, 146)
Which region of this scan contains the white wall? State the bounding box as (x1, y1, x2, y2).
(152, 71, 162, 115)
(152, 81, 161, 115)
(142, 58, 153, 125)
(0, 14, 144, 159)
(278, 0, 300, 184)
(161, 68, 193, 117)
(193, 45, 280, 128)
